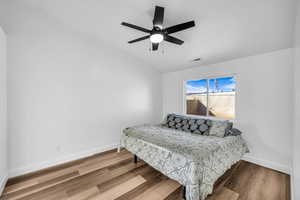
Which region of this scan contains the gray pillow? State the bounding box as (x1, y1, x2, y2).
(206, 120, 212, 126)
(209, 120, 229, 137)
(225, 122, 233, 135)
(226, 128, 242, 136)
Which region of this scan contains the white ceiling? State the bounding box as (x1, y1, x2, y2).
(5, 0, 299, 72)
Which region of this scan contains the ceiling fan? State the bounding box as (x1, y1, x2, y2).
(121, 6, 195, 51)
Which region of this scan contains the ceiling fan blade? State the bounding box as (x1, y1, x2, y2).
(128, 35, 150, 43)
(121, 22, 151, 33)
(153, 6, 164, 27)
(152, 43, 159, 51)
(164, 35, 184, 45)
(164, 21, 195, 34)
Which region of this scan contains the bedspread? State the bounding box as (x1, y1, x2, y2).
(120, 124, 249, 200)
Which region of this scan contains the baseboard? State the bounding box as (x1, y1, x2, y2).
(0, 174, 8, 195)
(242, 155, 291, 174)
(9, 143, 119, 178)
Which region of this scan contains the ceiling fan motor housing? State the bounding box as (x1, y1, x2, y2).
(153, 25, 163, 30)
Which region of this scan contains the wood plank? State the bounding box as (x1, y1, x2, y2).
(4, 168, 79, 195)
(257, 169, 287, 200)
(6, 155, 138, 199)
(164, 186, 183, 200)
(6, 148, 119, 186)
(36, 167, 78, 183)
(67, 187, 99, 200)
(18, 169, 111, 200)
(115, 175, 163, 200)
(36, 191, 69, 200)
(2, 171, 80, 200)
(3, 179, 39, 194)
(208, 187, 239, 200)
(132, 179, 181, 200)
(213, 161, 241, 193)
(89, 176, 146, 200)
(78, 153, 132, 175)
(66, 162, 146, 197)
(225, 161, 256, 192)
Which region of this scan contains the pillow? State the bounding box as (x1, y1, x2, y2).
(163, 114, 212, 135)
(209, 120, 229, 137)
(225, 122, 233, 136)
(167, 114, 176, 121)
(182, 124, 190, 132)
(163, 114, 175, 126)
(164, 114, 185, 129)
(226, 128, 242, 136)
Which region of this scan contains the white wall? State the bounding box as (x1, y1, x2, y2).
(293, 0, 300, 198)
(0, 26, 7, 194)
(0, 2, 162, 177)
(163, 49, 294, 173)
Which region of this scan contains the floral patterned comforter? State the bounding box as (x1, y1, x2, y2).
(120, 124, 249, 200)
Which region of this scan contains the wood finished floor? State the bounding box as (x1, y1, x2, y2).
(0, 149, 290, 200)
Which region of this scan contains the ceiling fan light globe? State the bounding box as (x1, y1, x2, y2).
(150, 33, 164, 43)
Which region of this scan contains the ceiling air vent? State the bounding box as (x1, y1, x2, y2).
(192, 58, 201, 62)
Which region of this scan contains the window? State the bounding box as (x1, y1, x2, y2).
(185, 76, 236, 119)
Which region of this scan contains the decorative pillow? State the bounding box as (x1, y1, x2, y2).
(188, 119, 196, 125)
(175, 117, 182, 123)
(163, 114, 212, 135)
(182, 124, 190, 132)
(190, 124, 198, 131)
(175, 123, 183, 129)
(196, 119, 205, 125)
(168, 114, 175, 121)
(199, 124, 209, 132)
(209, 120, 229, 137)
(206, 120, 212, 126)
(225, 122, 233, 135)
(164, 114, 240, 138)
(164, 114, 180, 128)
(225, 128, 242, 136)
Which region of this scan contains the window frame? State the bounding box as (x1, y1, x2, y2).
(183, 74, 237, 121)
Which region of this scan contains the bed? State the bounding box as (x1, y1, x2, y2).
(120, 115, 249, 200)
